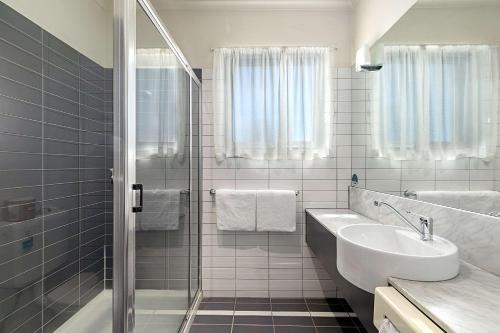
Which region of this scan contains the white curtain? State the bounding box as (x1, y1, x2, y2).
(372, 45, 498, 161)
(213, 47, 333, 161)
(136, 48, 188, 159)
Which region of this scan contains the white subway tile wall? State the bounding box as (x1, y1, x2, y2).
(199, 64, 500, 298)
(352, 69, 500, 196)
(200, 67, 354, 298)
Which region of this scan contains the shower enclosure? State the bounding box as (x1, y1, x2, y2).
(114, 0, 202, 331)
(0, 0, 201, 332)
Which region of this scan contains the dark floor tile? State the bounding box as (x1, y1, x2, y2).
(273, 316, 314, 326)
(308, 303, 347, 312)
(198, 302, 235, 311)
(234, 316, 273, 325)
(357, 326, 369, 333)
(312, 316, 356, 327)
(193, 315, 233, 325)
(352, 317, 367, 329)
(351, 317, 362, 326)
(235, 303, 271, 311)
(274, 326, 316, 333)
(316, 327, 360, 333)
(189, 324, 232, 333)
(202, 297, 235, 303)
(305, 298, 327, 304)
(232, 325, 274, 333)
(306, 297, 343, 304)
(236, 297, 270, 304)
(342, 302, 353, 312)
(271, 303, 309, 312)
(271, 298, 305, 304)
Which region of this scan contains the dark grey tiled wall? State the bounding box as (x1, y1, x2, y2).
(0, 2, 110, 332)
(104, 68, 113, 289)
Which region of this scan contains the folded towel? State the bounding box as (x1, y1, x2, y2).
(416, 190, 500, 214)
(216, 190, 256, 231)
(136, 189, 181, 231)
(256, 190, 296, 232)
(459, 191, 500, 214)
(415, 191, 460, 209)
(379, 319, 400, 333)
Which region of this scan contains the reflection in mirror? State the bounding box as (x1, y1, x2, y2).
(355, 0, 500, 216)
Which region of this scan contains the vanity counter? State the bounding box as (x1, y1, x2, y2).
(389, 262, 500, 333)
(305, 208, 377, 235)
(306, 208, 500, 333)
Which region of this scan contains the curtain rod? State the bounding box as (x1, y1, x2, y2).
(210, 46, 338, 52)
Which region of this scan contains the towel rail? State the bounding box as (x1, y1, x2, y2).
(210, 189, 299, 196)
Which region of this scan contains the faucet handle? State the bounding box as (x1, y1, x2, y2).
(404, 211, 433, 240)
(418, 215, 433, 240)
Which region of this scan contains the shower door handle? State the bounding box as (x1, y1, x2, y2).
(132, 183, 143, 213)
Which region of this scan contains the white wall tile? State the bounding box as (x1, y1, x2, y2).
(199, 67, 366, 297)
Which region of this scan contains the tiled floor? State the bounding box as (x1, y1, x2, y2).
(189, 297, 367, 333)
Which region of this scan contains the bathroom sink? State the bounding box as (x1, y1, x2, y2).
(336, 224, 459, 294)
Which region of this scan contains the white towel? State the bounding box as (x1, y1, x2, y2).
(216, 190, 256, 231)
(416, 190, 500, 214)
(136, 189, 181, 231)
(379, 319, 400, 333)
(459, 191, 500, 214)
(256, 190, 296, 232)
(415, 191, 461, 209)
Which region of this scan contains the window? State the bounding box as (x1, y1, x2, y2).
(372, 45, 498, 161)
(213, 47, 333, 161)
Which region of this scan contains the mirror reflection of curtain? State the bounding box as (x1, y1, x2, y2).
(136, 48, 188, 159)
(372, 45, 498, 161)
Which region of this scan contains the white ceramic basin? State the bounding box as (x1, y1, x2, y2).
(336, 224, 459, 294)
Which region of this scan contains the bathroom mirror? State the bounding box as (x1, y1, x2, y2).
(353, 0, 500, 216)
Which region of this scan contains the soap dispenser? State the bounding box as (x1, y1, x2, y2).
(351, 174, 358, 187)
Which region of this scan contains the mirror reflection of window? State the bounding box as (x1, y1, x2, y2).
(372, 45, 498, 161)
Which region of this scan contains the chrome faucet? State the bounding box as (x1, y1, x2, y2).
(374, 201, 433, 241)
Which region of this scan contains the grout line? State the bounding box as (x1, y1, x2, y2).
(40, 28, 45, 331)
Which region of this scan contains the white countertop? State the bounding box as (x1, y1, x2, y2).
(306, 208, 377, 235)
(306, 208, 500, 333)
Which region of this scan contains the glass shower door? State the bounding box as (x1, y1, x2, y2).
(113, 0, 201, 331)
(134, 4, 191, 332)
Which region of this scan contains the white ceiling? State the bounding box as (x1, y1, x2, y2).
(94, 0, 500, 12)
(149, 0, 353, 11)
(93, 0, 112, 11)
(416, 0, 500, 7)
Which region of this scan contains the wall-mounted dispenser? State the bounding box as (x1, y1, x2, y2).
(355, 44, 382, 72)
(351, 174, 359, 187)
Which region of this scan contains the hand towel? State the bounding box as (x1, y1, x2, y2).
(256, 190, 296, 232)
(379, 318, 400, 333)
(216, 190, 256, 231)
(136, 189, 181, 231)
